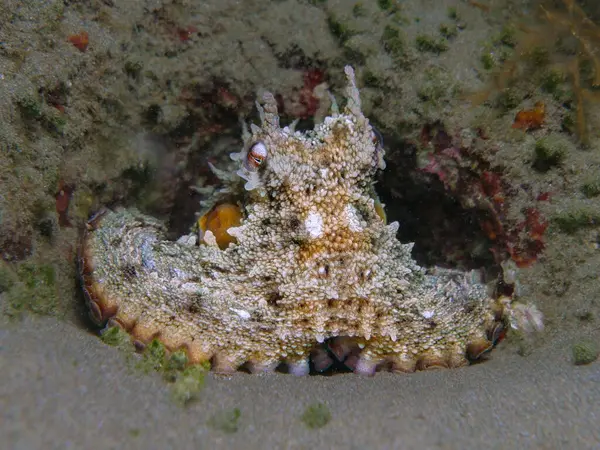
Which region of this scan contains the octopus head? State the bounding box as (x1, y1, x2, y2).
(225, 67, 400, 304)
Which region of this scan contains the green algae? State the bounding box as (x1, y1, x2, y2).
(495, 88, 521, 111)
(417, 67, 461, 108)
(133, 339, 209, 405)
(124, 60, 143, 80)
(208, 408, 242, 434)
(533, 135, 569, 171)
(17, 95, 43, 121)
(301, 402, 331, 429)
(0, 262, 17, 293)
(170, 365, 208, 405)
(342, 43, 367, 66)
(561, 112, 576, 134)
(327, 15, 354, 45)
(572, 340, 599, 365)
(553, 207, 600, 234)
(478, 25, 521, 74)
(439, 23, 458, 39)
(540, 69, 566, 97)
(352, 2, 365, 17)
(415, 34, 448, 54)
(42, 109, 67, 136)
(136, 338, 168, 373)
(481, 52, 496, 70)
(165, 350, 189, 374)
(97, 333, 208, 405)
(100, 326, 133, 350)
(2, 261, 60, 318)
(381, 25, 406, 59)
(493, 24, 517, 48)
(447, 7, 459, 20)
(69, 188, 95, 223)
(527, 46, 550, 67)
(581, 178, 600, 198)
(362, 69, 383, 88)
(377, 0, 392, 10)
(16, 88, 67, 136)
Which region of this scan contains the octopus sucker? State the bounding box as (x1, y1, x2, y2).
(81, 279, 118, 326)
(388, 355, 418, 374)
(353, 357, 379, 376)
(129, 316, 165, 345)
(286, 358, 311, 377)
(244, 358, 281, 375)
(466, 337, 496, 361)
(79, 66, 530, 376)
(416, 351, 451, 371)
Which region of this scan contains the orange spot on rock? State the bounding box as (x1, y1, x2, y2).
(55, 181, 74, 227)
(68, 31, 89, 52)
(217, 87, 239, 109)
(512, 102, 545, 131)
(508, 248, 539, 268)
(198, 203, 242, 250)
(177, 25, 198, 42)
(299, 69, 325, 118)
(481, 220, 498, 240)
(524, 208, 548, 241)
(468, 1, 491, 12)
(536, 191, 551, 201)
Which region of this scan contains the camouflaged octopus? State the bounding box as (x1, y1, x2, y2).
(80, 66, 515, 376)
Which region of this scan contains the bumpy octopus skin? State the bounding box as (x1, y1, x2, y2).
(80, 67, 509, 376)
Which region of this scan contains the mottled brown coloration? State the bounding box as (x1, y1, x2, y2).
(80, 67, 512, 375)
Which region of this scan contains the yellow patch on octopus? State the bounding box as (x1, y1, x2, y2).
(197, 203, 242, 250)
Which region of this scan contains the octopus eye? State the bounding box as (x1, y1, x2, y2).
(245, 141, 268, 171)
(371, 126, 386, 170)
(371, 126, 383, 150)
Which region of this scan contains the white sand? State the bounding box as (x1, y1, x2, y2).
(1, 315, 599, 450)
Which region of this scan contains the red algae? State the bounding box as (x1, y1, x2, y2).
(68, 31, 89, 52)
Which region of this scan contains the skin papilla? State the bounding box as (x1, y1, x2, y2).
(80, 67, 514, 376)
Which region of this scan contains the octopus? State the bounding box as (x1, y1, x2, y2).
(80, 66, 530, 376)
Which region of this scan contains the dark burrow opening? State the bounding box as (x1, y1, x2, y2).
(376, 133, 497, 272)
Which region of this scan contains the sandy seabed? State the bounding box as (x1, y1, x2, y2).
(1, 315, 599, 450)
